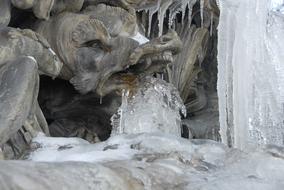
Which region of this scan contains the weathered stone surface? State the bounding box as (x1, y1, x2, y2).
(0, 0, 11, 26)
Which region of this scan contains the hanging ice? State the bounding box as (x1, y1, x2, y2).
(210, 12, 214, 36)
(111, 77, 186, 137)
(147, 0, 161, 37)
(218, 0, 284, 149)
(168, 0, 197, 28)
(200, 0, 204, 27)
(145, 0, 198, 36)
(158, 0, 173, 36)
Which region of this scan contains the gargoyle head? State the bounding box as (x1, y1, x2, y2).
(36, 3, 182, 97)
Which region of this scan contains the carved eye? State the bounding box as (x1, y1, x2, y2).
(82, 39, 103, 48)
(82, 40, 112, 53)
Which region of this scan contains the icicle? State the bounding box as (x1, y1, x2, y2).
(168, 1, 183, 28)
(168, 10, 174, 29)
(210, 11, 214, 36)
(181, 1, 187, 25)
(147, 9, 154, 37)
(158, 0, 172, 36)
(167, 0, 198, 29)
(147, 0, 161, 37)
(187, 0, 198, 28)
(187, 4, 193, 27)
(100, 96, 103, 105)
(168, 8, 178, 29)
(200, 0, 204, 28)
(117, 90, 125, 134)
(117, 89, 130, 134)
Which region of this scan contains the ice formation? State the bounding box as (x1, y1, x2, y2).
(145, 0, 198, 36)
(218, 0, 284, 149)
(111, 77, 186, 137)
(25, 133, 284, 189)
(200, 0, 204, 27)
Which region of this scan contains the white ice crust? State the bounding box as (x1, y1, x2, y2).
(28, 133, 284, 189)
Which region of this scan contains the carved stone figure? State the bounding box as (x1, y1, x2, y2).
(0, 0, 219, 158)
(35, 10, 182, 96)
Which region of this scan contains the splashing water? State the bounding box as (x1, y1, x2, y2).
(111, 77, 186, 137)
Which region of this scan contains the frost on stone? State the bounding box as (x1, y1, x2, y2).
(111, 77, 186, 137)
(218, 0, 284, 149)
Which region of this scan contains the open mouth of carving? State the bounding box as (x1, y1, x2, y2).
(94, 30, 182, 97)
(97, 50, 174, 96)
(93, 26, 183, 97)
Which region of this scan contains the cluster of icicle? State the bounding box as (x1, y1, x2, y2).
(111, 77, 186, 137)
(139, 0, 202, 37)
(218, 0, 284, 149)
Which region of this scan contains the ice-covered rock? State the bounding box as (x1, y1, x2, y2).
(218, 0, 284, 149)
(5, 133, 280, 189)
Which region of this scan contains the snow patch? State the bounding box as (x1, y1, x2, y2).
(131, 32, 149, 45)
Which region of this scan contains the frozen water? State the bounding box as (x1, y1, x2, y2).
(23, 133, 284, 189)
(29, 133, 137, 162)
(157, 0, 172, 36)
(218, 0, 284, 149)
(200, 0, 204, 27)
(111, 77, 186, 137)
(168, 0, 197, 28)
(145, 0, 198, 36)
(271, 0, 284, 10)
(146, 0, 161, 36)
(16, 66, 284, 189)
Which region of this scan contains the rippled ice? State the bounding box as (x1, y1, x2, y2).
(24, 133, 284, 190)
